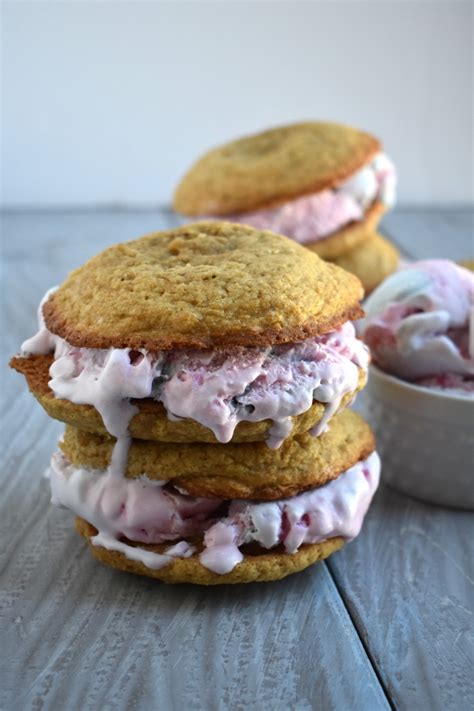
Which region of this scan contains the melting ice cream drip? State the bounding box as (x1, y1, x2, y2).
(90, 533, 197, 570)
(22, 292, 368, 449)
(22, 298, 163, 559)
(21, 286, 59, 355)
(48, 348, 162, 556)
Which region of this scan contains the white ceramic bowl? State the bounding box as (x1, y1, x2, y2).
(358, 364, 474, 509)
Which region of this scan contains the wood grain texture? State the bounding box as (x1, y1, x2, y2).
(328, 483, 474, 711)
(1, 207, 473, 710)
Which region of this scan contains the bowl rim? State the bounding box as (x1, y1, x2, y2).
(369, 363, 474, 404)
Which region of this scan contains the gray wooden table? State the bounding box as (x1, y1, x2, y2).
(1, 208, 473, 711)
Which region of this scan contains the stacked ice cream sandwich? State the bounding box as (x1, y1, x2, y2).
(11, 223, 380, 584)
(174, 121, 400, 293)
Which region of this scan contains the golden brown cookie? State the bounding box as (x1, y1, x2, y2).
(41, 223, 363, 350)
(305, 201, 385, 260)
(60, 409, 375, 500)
(173, 122, 380, 216)
(330, 233, 400, 295)
(76, 517, 344, 585)
(10, 353, 367, 444)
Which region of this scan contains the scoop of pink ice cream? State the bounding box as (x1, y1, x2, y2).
(362, 260, 474, 386)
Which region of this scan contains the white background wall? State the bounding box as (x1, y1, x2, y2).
(2, 0, 472, 208)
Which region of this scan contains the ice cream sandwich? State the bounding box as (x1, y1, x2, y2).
(12, 222, 379, 584)
(173, 122, 396, 259)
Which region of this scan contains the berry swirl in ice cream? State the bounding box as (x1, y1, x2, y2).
(11, 223, 378, 584)
(361, 260, 474, 394)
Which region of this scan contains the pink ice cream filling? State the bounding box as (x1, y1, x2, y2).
(362, 260, 474, 391)
(22, 293, 369, 449)
(48, 450, 380, 575)
(225, 191, 363, 244)
(206, 152, 396, 244)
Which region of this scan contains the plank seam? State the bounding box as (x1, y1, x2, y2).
(325, 561, 396, 710)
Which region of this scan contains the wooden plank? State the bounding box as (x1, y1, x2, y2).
(382, 207, 473, 260)
(328, 484, 474, 711)
(0, 218, 390, 711)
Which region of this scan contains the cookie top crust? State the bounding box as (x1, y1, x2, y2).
(173, 122, 381, 216)
(42, 222, 364, 350)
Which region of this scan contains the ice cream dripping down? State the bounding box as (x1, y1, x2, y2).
(21, 290, 369, 449)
